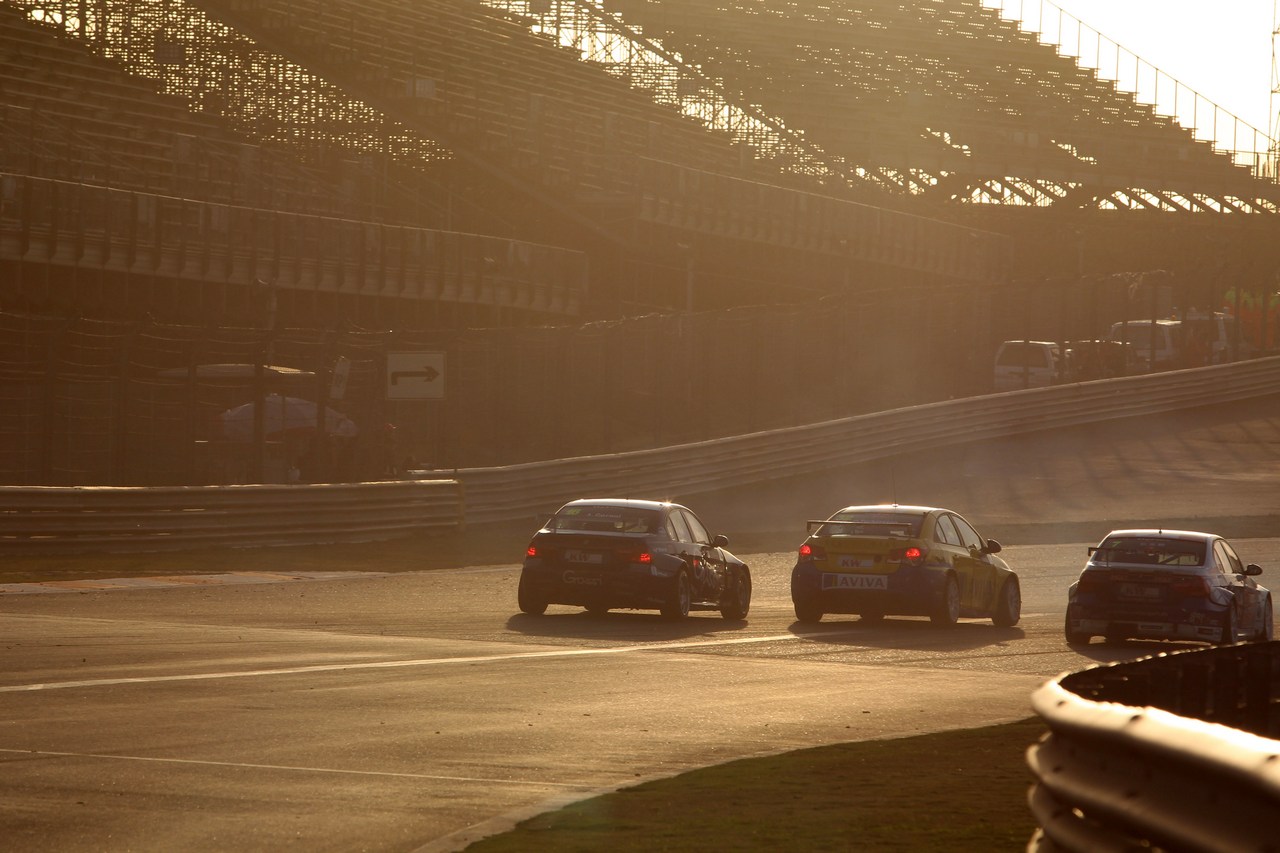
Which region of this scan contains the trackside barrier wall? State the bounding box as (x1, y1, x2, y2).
(0, 480, 462, 554)
(2, 357, 1278, 551)
(450, 356, 1280, 525)
(1027, 642, 1280, 851)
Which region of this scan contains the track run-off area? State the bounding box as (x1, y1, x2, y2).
(3, 397, 1280, 852)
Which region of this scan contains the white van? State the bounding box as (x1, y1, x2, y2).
(1107, 320, 1183, 371)
(993, 341, 1061, 391)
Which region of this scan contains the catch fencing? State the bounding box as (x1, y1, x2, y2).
(448, 355, 1280, 525)
(6, 354, 1274, 554)
(1027, 642, 1280, 851)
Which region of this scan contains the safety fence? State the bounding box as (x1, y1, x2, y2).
(3, 355, 1277, 552)
(0, 479, 462, 553)
(1027, 641, 1280, 851)
(449, 355, 1280, 525)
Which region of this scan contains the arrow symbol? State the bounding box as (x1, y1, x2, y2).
(391, 365, 440, 385)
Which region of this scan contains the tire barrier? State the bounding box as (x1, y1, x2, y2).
(1027, 642, 1280, 851)
(0, 479, 462, 554)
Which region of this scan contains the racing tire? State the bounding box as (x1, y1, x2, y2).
(1219, 607, 1238, 645)
(859, 609, 884, 624)
(930, 575, 960, 626)
(1260, 596, 1275, 642)
(719, 567, 751, 621)
(1064, 612, 1091, 646)
(517, 576, 548, 615)
(661, 571, 692, 621)
(585, 604, 610, 615)
(794, 600, 823, 624)
(992, 578, 1021, 628)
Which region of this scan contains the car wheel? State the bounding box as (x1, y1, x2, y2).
(517, 576, 548, 615)
(930, 575, 960, 626)
(1064, 608, 1091, 645)
(1219, 607, 1238, 645)
(859, 609, 884, 624)
(992, 578, 1021, 628)
(794, 600, 823, 624)
(585, 604, 609, 615)
(1260, 596, 1275, 642)
(719, 567, 751, 621)
(661, 571, 691, 620)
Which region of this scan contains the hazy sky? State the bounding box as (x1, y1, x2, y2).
(995, 0, 1274, 148)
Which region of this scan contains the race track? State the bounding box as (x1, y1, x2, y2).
(2, 398, 1279, 852)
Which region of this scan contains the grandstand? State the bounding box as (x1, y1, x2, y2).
(2, 0, 1279, 484)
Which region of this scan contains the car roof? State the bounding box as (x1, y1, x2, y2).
(1101, 529, 1217, 544)
(831, 504, 938, 515)
(558, 498, 678, 512)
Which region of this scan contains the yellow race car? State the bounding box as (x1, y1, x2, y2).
(790, 504, 1020, 627)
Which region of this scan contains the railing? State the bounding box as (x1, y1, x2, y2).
(448, 355, 1280, 525)
(0, 479, 463, 553)
(1027, 642, 1280, 850)
(3, 356, 1278, 551)
(0, 173, 588, 316)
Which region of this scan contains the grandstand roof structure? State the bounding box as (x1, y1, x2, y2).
(2, 0, 1279, 327)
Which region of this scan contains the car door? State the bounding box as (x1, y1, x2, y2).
(951, 513, 999, 613)
(1216, 539, 1261, 632)
(680, 507, 727, 581)
(931, 513, 975, 600)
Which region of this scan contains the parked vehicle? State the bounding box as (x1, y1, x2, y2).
(1107, 319, 1183, 371)
(1181, 311, 1250, 364)
(1063, 340, 1137, 380)
(1064, 529, 1273, 645)
(517, 498, 751, 620)
(993, 340, 1062, 391)
(790, 504, 1020, 627)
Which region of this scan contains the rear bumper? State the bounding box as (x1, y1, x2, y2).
(791, 560, 944, 616)
(1066, 598, 1227, 641)
(520, 561, 669, 609)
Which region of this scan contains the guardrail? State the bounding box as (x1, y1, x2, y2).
(3, 356, 1278, 552)
(0, 479, 463, 554)
(448, 356, 1280, 524)
(1027, 642, 1280, 850)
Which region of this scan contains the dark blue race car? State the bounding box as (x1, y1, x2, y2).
(517, 498, 751, 621)
(1065, 528, 1274, 645)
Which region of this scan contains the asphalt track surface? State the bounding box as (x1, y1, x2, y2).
(2, 397, 1279, 852)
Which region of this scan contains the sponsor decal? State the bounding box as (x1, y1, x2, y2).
(822, 573, 888, 591)
(562, 571, 603, 586)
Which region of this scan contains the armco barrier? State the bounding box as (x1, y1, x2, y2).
(2, 357, 1278, 551)
(1027, 642, 1280, 851)
(0, 480, 463, 554)
(450, 356, 1280, 525)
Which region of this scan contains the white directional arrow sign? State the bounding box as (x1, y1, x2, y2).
(386, 352, 446, 400)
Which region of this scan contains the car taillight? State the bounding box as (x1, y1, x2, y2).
(526, 545, 538, 558)
(1171, 576, 1211, 598)
(891, 546, 926, 566)
(799, 543, 826, 560)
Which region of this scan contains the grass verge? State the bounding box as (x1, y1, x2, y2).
(465, 718, 1045, 852)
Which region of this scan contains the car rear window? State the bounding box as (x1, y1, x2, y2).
(1094, 537, 1206, 567)
(550, 506, 659, 534)
(821, 511, 923, 538)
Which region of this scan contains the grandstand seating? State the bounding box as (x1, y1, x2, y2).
(593, 0, 1263, 207)
(0, 2, 467, 227)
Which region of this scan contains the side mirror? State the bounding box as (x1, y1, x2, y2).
(712, 534, 729, 549)
(982, 539, 1002, 555)
(1245, 564, 1263, 576)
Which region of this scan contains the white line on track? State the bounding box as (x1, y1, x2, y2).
(0, 631, 852, 693)
(0, 747, 582, 789)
